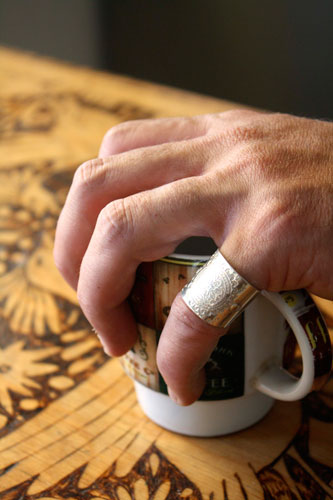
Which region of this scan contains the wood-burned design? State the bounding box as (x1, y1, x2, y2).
(0, 162, 107, 437)
(0, 164, 75, 336)
(253, 388, 333, 500)
(0, 387, 332, 499)
(0, 50, 332, 500)
(0, 444, 202, 500)
(0, 86, 158, 438)
(0, 92, 155, 141)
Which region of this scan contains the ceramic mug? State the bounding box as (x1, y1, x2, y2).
(121, 237, 332, 436)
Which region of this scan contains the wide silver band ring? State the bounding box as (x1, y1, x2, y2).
(181, 250, 259, 328)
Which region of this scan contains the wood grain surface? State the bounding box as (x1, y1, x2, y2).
(0, 47, 332, 500)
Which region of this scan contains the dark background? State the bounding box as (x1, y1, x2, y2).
(0, 0, 332, 118)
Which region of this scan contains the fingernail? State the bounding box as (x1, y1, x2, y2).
(99, 337, 112, 356)
(168, 388, 185, 406)
(92, 328, 111, 356)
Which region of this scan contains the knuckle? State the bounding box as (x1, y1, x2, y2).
(227, 122, 260, 144)
(101, 125, 123, 153)
(242, 142, 269, 168)
(73, 158, 104, 187)
(233, 141, 277, 181)
(102, 126, 117, 144)
(100, 121, 137, 155)
(97, 198, 135, 241)
(210, 117, 266, 154)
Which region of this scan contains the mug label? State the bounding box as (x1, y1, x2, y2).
(123, 259, 246, 401)
(280, 290, 332, 390)
(201, 315, 245, 400)
(120, 323, 160, 391)
(124, 263, 332, 401)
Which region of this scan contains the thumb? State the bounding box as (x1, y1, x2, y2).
(156, 292, 227, 406)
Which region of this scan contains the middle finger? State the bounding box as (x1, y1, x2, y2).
(54, 138, 210, 289)
(76, 175, 222, 356)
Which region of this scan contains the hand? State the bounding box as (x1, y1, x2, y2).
(54, 110, 333, 405)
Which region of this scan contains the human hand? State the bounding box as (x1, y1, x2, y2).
(54, 110, 333, 405)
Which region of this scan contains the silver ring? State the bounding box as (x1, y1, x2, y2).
(181, 250, 259, 328)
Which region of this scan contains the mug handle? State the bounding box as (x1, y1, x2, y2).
(253, 289, 332, 401)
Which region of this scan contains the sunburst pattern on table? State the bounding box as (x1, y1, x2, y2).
(0, 162, 107, 435)
(0, 87, 156, 440)
(0, 341, 59, 416)
(0, 51, 332, 499)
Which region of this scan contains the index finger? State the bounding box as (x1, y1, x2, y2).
(76, 175, 220, 356)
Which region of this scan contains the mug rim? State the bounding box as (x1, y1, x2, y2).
(160, 252, 211, 266)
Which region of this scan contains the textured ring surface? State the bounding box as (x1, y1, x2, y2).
(181, 250, 259, 328)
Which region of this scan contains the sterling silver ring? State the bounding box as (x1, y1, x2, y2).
(181, 250, 259, 328)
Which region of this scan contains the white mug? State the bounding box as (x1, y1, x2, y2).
(121, 237, 332, 436)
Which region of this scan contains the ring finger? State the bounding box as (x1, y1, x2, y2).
(54, 137, 212, 289)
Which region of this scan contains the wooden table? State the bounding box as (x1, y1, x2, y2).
(0, 47, 332, 500)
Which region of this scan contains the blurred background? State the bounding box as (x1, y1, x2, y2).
(0, 0, 332, 118)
